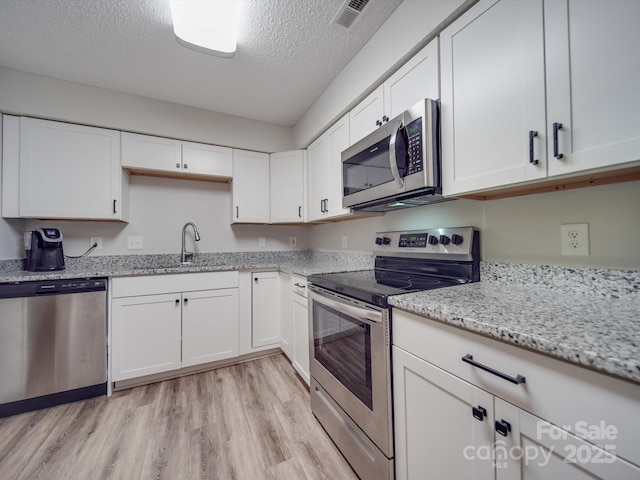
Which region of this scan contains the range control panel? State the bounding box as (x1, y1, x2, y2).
(373, 227, 478, 261)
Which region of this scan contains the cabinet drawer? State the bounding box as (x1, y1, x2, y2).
(392, 309, 640, 467)
(290, 274, 307, 298)
(112, 271, 239, 298)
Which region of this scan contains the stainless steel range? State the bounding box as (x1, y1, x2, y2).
(307, 227, 480, 480)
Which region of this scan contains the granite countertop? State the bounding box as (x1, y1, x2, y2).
(389, 263, 640, 384)
(0, 250, 374, 283)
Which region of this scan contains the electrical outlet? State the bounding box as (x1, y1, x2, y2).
(90, 237, 103, 251)
(127, 236, 144, 250)
(561, 223, 589, 256)
(341, 235, 348, 249)
(258, 236, 266, 247)
(289, 236, 297, 248)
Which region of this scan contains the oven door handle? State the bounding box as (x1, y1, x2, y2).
(309, 287, 383, 324)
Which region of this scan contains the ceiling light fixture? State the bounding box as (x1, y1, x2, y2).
(169, 0, 243, 58)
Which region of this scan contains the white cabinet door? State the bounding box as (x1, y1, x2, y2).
(325, 113, 351, 218)
(251, 271, 280, 348)
(17, 116, 125, 220)
(121, 132, 181, 173)
(306, 134, 329, 222)
(181, 289, 239, 367)
(231, 149, 270, 223)
(349, 85, 385, 145)
(393, 346, 495, 480)
(270, 150, 305, 223)
(441, 0, 547, 196)
(181, 141, 232, 178)
(111, 293, 182, 381)
(292, 292, 310, 385)
(279, 273, 293, 359)
(545, 0, 640, 177)
(384, 38, 440, 119)
(495, 398, 640, 480)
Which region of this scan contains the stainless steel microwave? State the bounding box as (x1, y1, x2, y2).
(341, 98, 448, 212)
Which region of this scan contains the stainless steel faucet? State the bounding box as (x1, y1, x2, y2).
(181, 222, 201, 264)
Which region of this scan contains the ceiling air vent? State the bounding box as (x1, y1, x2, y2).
(333, 0, 370, 29)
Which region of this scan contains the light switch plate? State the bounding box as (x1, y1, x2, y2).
(127, 236, 144, 250)
(341, 235, 348, 249)
(289, 236, 297, 247)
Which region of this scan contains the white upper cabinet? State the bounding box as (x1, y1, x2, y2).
(383, 38, 440, 120)
(306, 114, 352, 222)
(231, 149, 270, 223)
(544, 0, 640, 176)
(270, 150, 305, 223)
(121, 132, 232, 181)
(349, 85, 385, 145)
(121, 132, 181, 173)
(181, 141, 233, 178)
(442, 0, 640, 197)
(441, 0, 547, 196)
(2, 115, 129, 221)
(349, 39, 440, 144)
(306, 132, 329, 222)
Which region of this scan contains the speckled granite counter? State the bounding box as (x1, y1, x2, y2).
(389, 262, 640, 384)
(0, 251, 373, 283)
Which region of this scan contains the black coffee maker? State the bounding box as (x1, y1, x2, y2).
(25, 228, 65, 271)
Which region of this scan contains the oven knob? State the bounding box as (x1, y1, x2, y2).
(383, 237, 391, 245)
(451, 234, 464, 245)
(428, 235, 439, 245)
(439, 235, 450, 245)
(375, 237, 384, 245)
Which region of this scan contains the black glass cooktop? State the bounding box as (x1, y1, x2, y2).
(308, 268, 468, 308)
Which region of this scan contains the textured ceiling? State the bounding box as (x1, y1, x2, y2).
(0, 0, 403, 126)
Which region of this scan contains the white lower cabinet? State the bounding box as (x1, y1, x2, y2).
(181, 288, 239, 367)
(392, 309, 640, 479)
(110, 272, 239, 382)
(292, 286, 309, 385)
(251, 271, 280, 348)
(111, 293, 182, 381)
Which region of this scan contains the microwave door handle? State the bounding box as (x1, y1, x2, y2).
(389, 118, 405, 189)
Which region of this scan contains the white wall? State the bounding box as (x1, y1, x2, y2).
(22, 176, 310, 257)
(0, 67, 294, 153)
(294, 0, 472, 147)
(308, 180, 640, 270)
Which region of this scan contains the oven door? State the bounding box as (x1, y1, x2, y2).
(308, 285, 393, 457)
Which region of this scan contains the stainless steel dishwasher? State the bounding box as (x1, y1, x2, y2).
(0, 277, 107, 418)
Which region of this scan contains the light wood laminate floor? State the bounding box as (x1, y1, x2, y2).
(0, 354, 359, 480)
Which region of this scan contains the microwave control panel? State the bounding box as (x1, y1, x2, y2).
(406, 117, 423, 175)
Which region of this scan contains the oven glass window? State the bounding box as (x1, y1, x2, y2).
(313, 302, 372, 409)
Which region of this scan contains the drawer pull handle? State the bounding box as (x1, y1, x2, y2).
(294, 283, 305, 288)
(472, 406, 487, 422)
(495, 419, 512, 437)
(462, 354, 526, 385)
